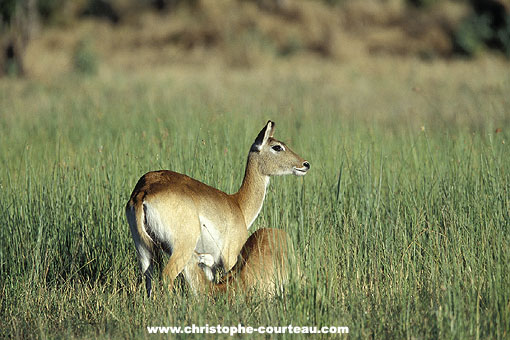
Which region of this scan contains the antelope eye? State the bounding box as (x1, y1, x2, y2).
(272, 145, 283, 152)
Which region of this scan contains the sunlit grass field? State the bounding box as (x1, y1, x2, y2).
(1, 57, 509, 339)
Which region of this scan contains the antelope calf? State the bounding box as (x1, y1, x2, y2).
(201, 228, 296, 296)
(126, 121, 309, 297)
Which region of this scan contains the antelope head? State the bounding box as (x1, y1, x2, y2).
(250, 121, 310, 177)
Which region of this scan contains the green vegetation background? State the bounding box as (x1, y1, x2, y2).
(1, 60, 509, 338)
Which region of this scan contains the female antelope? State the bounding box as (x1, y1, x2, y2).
(126, 121, 309, 297)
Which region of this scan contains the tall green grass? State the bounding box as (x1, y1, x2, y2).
(0, 62, 509, 339)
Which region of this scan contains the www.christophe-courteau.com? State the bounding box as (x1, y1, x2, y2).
(147, 324, 349, 335)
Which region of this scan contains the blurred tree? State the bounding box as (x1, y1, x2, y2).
(0, 0, 39, 77)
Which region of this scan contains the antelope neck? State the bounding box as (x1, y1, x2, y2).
(233, 155, 269, 229)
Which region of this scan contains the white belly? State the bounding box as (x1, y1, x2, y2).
(194, 216, 224, 264)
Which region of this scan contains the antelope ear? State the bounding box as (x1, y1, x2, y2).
(251, 120, 275, 152)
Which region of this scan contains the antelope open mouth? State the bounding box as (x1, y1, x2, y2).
(293, 167, 308, 176)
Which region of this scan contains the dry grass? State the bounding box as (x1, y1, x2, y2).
(1, 48, 509, 338)
(21, 0, 479, 78)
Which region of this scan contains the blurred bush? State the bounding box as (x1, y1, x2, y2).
(496, 17, 510, 56)
(454, 0, 510, 57)
(454, 13, 493, 55)
(407, 0, 440, 7)
(322, 0, 346, 6)
(152, 0, 200, 11)
(37, 0, 65, 23)
(80, 0, 119, 23)
(73, 39, 99, 74)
